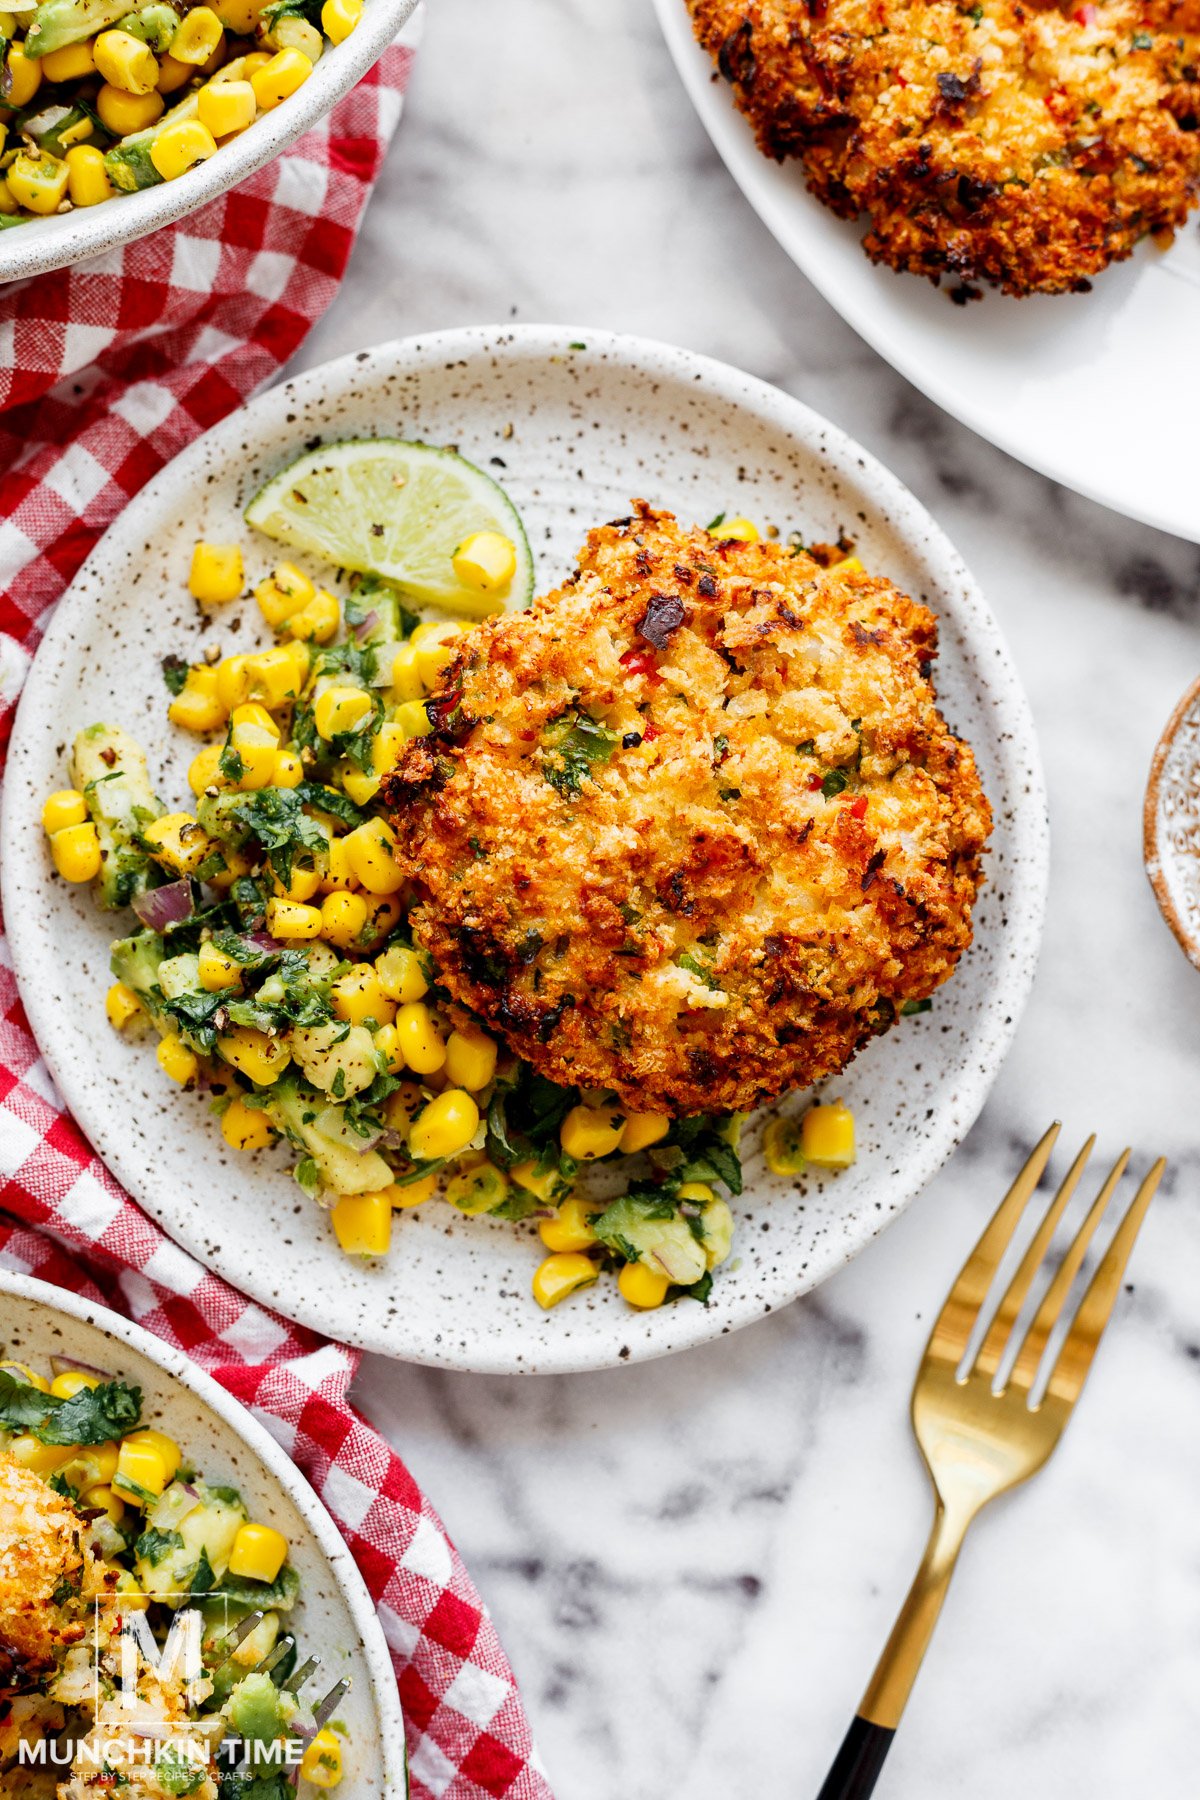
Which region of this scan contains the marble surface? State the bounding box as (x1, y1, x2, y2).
(294, 3, 1200, 1793)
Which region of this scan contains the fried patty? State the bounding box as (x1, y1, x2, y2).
(383, 505, 991, 1117)
(0, 1457, 92, 1692)
(689, 0, 1200, 295)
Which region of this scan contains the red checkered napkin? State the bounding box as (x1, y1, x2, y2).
(0, 32, 553, 1800)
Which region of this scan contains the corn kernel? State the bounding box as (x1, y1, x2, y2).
(221, 1094, 276, 1151)
(130, 1428, 182, 1483)
(189, 540, 243, 603)
(264, 899, 321, 944)
(272, 862, 322, 903)
(256, 577, 302, 629)
(229, 700, 278, 738)
(677, 1180, 715, 1204)
(10, 1436, 73, 1477)
(320, 888, 370, 950)
(197, 72, 255, 134)
(219, 1025, 291, 1085)
(7, 150, 69, 216)
(42, 789, 87, 834)
(64, 143, 113, 207)
(0, 177, 16, 213)
(342, 818, 403, 895)
(286, 588, 339, 643)
(834, 555, 864, 573)
(4, 46, 41, 109)
(372, 721, 407, 777)
(320, 0, 362, 38)
(170, 664, 226, 734)
(373, 1023, 404, 1073)
(393, 1001, 445, 1075)
(51, 822, 101, 883)
(314, 684, 372, 740)
(360, 894, 403, 951)
(444, 1026, 496, 1092)
(49, 1369, 100, 1400)
(409, 1089, 479, 1161)
(339, 766, 378, 808)
(331, 1191, 392, 1256)
(185, 744, 225, 797)
(245, 643, 305, 708)
(510, 1159, 566, 1202)
(331, 965, 395, 1027)
(539, 1198, 601, 1253)
(271, 14, 322, 57)
(273, 561, 314, 604)
(560, 1103, 623, 1161)
(763, 1115, 805, 1177)
(214, 0, 261, 31)
(394, 698, 431, 738)
(196, 941, 240, 991)
(389, 643, 423, 702)
(382, 1081, 423, 1138)
(96, 82, 163, 132)
(250, 45, 311, 109)
(155, 50, 195, 91)
(268, 748, 301, 788)
(81, 1485, 126, 1526)
(709, 516, 759, 543)
(445, 1156, 508, 1214)
(106, 982, 142, 1031)
(385, 1172, 438, 1207)
(228, 1521, 289, 1583)
(169, 4, 223, 63)
(801, 1102, 856, 1168)
(619, 1111, 671, 1154)
(532, 1252, 598, 1310)
(41, 39, 97, 80)
(59, 1441, 119, 1489)
(451, 532, 516, 595)
(319, 836, 357, 893)
(114, 1436, 168, 1503)
(618, 1261, 670, 1309)
(227, 721, 277, 790)
(413, 620, 463, 689)
(94, 29, 159, 93)
(156, 1034, 199, 1086)
(213, 655, 252, 712)
(151, 117, 217, 181)
(300, 1727, 343, 1790)
(144, 811, 213, 876)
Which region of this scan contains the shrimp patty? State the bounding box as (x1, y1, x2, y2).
(689, 0, 1200, 295)
(383, 505, 990, 1117)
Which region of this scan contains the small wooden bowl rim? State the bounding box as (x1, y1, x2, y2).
(1144, 670, 1200, 975)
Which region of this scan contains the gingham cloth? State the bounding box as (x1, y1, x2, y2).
(0, 31, 553, 1800)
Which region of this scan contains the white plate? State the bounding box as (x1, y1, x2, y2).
(0, 0, 420, 284)
(1, 323, 1048, 1373)
(0, 1267, 407, 1795)
(654, 0, 1200, 546)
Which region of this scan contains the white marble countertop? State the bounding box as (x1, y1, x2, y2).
(293, 3, 1200, 1793)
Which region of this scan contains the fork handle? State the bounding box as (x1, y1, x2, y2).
(815, 1717, 895, 1800)
(815, 1498, 972, 1798)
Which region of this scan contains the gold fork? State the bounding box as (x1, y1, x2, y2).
(816, 1123, 1166, 1800)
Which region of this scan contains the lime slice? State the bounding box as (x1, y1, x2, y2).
(244, 438, 534, 619)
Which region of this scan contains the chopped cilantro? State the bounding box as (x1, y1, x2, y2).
(161, 655, 190, 697)
(540, 710, 620, 798)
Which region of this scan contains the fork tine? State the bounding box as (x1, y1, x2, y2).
(1040, 1157, 1165, 1409)
(924, 1121, 1061, 1367)
(973, 1135, 1095, 1381)
(1006, 1148, 1131, 1394)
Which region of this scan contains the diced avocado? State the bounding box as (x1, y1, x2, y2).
(695, 1197, 734, 1270)
(289, 1021, 378, 1098)
(593, 1193, 708, 1287)
(158, 952, 202, 1000)
(203, 1609, 281, 1704)
(25, 0, 131, 57)
(103, 91, 199, 192)
(135, 1481, 247, 1600)
(115, 1, 179, 48)
(197, 789, 254, 849)
(70, 723, 165, 911)
(227, 1671, 285, 1746)
(110, 930, 166, 1016)
(0, 215, 27, 231)
(268, 1078, 392, 1195)
(180, 1483, 247, 1575)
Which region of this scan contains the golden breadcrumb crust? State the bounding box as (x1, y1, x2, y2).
(688, 0, 1200, 295)
(384, 505, 991, 1117)
(0, 1456, 93, 1689)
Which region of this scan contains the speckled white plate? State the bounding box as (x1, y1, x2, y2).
(1, 324, 1048, 1373)
(0, 0, 420, 284)
(0, 1267, 407, 1794)
(655, 0, 1200, 546)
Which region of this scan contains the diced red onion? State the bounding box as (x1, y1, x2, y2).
(50, 1354, 112, 1379)
(380, 1129, 407, 1150)
(133, 879, 194, 932)
(351, 608, 380, 641)
(244, 931, 284, 954)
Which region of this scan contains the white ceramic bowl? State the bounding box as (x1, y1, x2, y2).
(0, 0, 419, 285)
(0, 1266, 407, 1793)
(0, 324, 1048, 1372)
